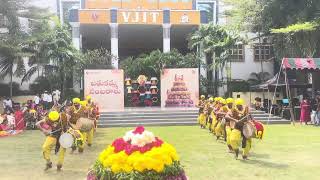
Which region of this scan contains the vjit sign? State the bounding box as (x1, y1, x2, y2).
(84, 69, 124, 111)
(118, 10, 163, 24)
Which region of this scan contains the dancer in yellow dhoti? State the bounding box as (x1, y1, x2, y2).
(225, 98, 234, 152)
(68, 98, 88, 153)
(197, 95, 207, 128)
(226, 98, 250, 159)
(214, 99, 228, 140)
(36, 111, 68, 171)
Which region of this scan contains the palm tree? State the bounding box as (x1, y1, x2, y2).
(188, 23, 240, 95)
(0, 40, 26, 97)
(0, 0, 50, 96)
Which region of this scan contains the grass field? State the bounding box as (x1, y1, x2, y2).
(0, 125, 320, 180)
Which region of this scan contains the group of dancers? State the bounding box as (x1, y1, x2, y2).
(36, 95, 99, 171)
(197, 95, 264, 160)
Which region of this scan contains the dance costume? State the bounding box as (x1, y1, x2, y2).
(37, 111, 68, 171)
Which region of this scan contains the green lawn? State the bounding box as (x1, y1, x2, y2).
(0, 125, 320, 180)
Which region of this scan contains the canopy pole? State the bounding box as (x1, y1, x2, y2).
(284, 68, 295, 126)
(268, 59, 283, 124)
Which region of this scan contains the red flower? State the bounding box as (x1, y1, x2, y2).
(139, 145, 151, 153)
(112, 138, 127, 153)
(132, 126, 145, 134)
(153, 137, 163, 147)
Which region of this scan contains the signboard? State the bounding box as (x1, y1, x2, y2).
(170, 11, 201, 25)
(79, 10, 110, 24)
(161, 68, 199, 108)
(84, 69, 124, 111)
(118, 10, 163, 24)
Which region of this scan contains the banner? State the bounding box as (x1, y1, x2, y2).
(161, 68, 199, 108)
(84, 69, 124, 111)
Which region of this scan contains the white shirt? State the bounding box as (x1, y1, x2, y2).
(47, 94, 53, 103)
(52, 90, 61, 101)
(7, 114, 15, 127)
(3, 99, 13, 108)
(34, 96, 40, 104)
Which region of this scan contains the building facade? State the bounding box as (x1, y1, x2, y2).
(1, 0, 274, 95)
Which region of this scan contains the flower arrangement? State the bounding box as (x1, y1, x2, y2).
(87, 126, 187, 180)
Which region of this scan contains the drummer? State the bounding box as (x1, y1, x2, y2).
(36, 111, 68, 171)
(206, 97, 215, 132)
(226, 98, 250, 160)
(214, 99, 228, 140)
(225, 98, 235, 152)
(197, 95, 206, 128)
(68, 98, 88, 153)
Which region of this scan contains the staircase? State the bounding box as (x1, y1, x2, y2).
(97, 108, 291, 128)
(98, 108, 199, 127)
(250, 110, 291, 124)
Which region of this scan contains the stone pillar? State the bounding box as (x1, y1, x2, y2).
(163, 24, 171, 53)
(110, 23, 119, 69)
(70, 22, 80, 50)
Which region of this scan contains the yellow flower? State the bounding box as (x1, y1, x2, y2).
(111, 164, 121, 173)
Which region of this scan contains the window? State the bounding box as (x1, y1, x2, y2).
(229, 44, 244, 62)
(197, 1, 216, 23)
(0, 14, 8, 27)
(254, 44, 274, 61)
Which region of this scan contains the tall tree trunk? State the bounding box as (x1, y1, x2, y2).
(10, 70, 13, 97)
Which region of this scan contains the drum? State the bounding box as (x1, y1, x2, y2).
(125, 78, 131, 86)
(145, 91, 152, 99)
(150, 86, 158, 94)
(59, 133, 74, 148)
(145, 81, 151, 90)
(151, 77, 158, 85)
(152, 97, 158, 103)
(242, 122, 256, 139)
(76, 118, 94, 132)
(132, 80, 139, 90)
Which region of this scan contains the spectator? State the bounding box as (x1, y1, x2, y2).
(300, 97, 311, 125)
(42, 91, 52, 110)
(34, 94, 41, 107)
(47, 92, 53, 109)
(6, 112, 15, 130)
(52, 89, 61, 105)
(316, 96, 320, 126)
(2, 97, 13, 113)
(311, 96, 318, 125)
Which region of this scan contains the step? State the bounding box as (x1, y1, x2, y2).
(100, 113, 197, 118)
(100, 111, 198, 116)
(251, 114, 280, 117)
(250, 111, 267, 115)
(98, 119, 196, 124)
(98, 121, 197, 127)
(100, 116, 198, 121)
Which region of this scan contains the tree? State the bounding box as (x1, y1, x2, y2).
(224, 0, 320, 58)
(74, 48, 114, 86)
(0, 0, 49, 97)
(188, 23, 240, 95)
(120, 49, 201, 79)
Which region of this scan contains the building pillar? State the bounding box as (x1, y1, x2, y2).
(110, 23, 119, 69)
(70, 22, 80, 50)
(163, 24, 171, 53)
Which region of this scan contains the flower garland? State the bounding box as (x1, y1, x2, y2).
(88, 126, 187, 180)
